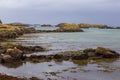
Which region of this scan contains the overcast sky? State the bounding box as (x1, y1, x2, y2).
(0, 0, 120, 26)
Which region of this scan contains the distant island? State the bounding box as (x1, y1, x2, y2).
(41, 24, 53, 27)
(5, 21, 120, 29)
(79, 23, 109, 28)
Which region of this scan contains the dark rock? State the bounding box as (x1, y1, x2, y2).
(83, 48, 96, 57)
(71, 53, 89, 60)
(95, 47, 119, 58)
(62, 54, 70, 60)
(0, 20, 2, 24)
(41, 24, 53, 27)
(46, 55, 53, 60)
(53, 54, 63, 59)
(38, 55, 46, 59)
(0, 54, 13, 63)
(5, 47, 23, 59)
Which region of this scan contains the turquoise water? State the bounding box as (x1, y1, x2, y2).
(15, 28, 120, 54)
(0, 28, 120, 80)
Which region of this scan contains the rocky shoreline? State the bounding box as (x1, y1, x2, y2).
(0, 24, 36, 41)
(1, 43, 119, 63)
(0, 43, 47, 63)
(0, 23, 84, 41)
(26, 47, 120, 63)
(0, 22, 120, 80)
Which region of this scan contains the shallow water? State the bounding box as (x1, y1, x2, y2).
(0, 59, 120, 80)
(15, 28, 120, 54)
(1, 28, 120, 80)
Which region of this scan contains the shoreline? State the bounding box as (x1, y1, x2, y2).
(0, 23, 120, 80)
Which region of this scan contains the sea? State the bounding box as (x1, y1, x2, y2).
(0, 26, 120, 80)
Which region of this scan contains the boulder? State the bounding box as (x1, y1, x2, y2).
(0, 54, 13, 63)
(56, 23, 83, 32)
(6, 47, 23, 59)
(95, 47, 119, 58)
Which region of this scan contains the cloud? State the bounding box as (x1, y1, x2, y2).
(0, 0, 119, 9)
(0, 0, 120, 26)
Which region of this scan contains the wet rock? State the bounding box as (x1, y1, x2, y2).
(0, 46, 6, 53)
(30, 55, 38, 58)
(38, 55, 46, 59)
(46, 55, 53, 60)
(6, 47, 23, 59)
(83, 48, 95, 53)
(41, 24, 52, 27)
(62, 54, 70, 60)
(53, 54, 63, 59)
(17, 46, 47, 53)
(71, 53, 89, 60)
(83, 48, 96, 57)
(29, 55, 47, 60)
(1, 54, 13, 63)
(95, 47, 119, 58)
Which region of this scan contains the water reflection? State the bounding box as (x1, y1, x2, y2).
(1, 61, 23, 68)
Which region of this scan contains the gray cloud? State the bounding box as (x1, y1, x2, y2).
(0, 0, 120, 26)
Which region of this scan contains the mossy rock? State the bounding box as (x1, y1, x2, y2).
(6, 47, 23, 59)
(57, 23, 83, 32)
(95, 47, 119, 58)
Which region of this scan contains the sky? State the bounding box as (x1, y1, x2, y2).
(0, 0, 120, 26)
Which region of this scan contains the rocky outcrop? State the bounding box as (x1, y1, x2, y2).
(0, 24, 36, 41)
(8, 22, 30, 27)
(56, 23, 84, 32)
(36, 23, 84, 32)
(27, 47, 120, 62)
(0, 43, 47, 63)
(41, 24, 53, 27)
(0, 45, 119, 63)
(79, 23, 111, 28)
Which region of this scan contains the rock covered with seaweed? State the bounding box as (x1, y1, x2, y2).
(27, 47, 120, 63)
(0, 23, 36, 41)
(56, 23, 84, 32)
(0, 43, 47, 63)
